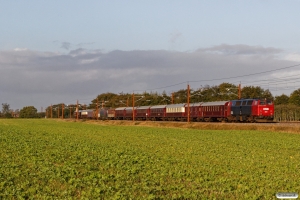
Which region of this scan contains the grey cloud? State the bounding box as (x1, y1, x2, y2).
(61, 42, 71, 50)
(169, 31, 182, 43)
(76, 42, 96, 48)
(201, 44, 282, 55)
(0, 44, 296, 109)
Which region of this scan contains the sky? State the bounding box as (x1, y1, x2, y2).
(1, 0, 300, 110)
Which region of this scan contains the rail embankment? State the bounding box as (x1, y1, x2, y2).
(65, 119, 300, 134)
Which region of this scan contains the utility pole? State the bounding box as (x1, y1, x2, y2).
(187, 84, 190, 123)
(62, 104, 64, 119)
(132, 92, 135, 121)
(70, 105, 72, 118)
(238, 83, 241, 99)
(76, 100, 79, 120)
(96, 99, 99, 120)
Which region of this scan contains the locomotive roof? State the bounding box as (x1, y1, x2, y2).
(200, 101, 229, 106)
(231, 98, 263, 101)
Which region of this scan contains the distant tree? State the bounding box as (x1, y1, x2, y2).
(90, 92, 119, 108)
(19, 106, 38, 118)
(241, 86, 265, 99)
(289, 88, 300, 106)
(274, 94, 289, 105)
(2, 103, 12, 118)
(218, 82, 239, 100)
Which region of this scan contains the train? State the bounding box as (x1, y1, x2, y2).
(75, 98, 274, 123)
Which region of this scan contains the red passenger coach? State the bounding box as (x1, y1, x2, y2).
(115, 107, 126, 120)
(189, 102, 203, 121)
(199, 101, 230, 122)
(149, 105, 166, 121)
(136, 106, 151, 120)
(125, 107, 136, 120)
(165, 104, 186, 121)
(107, 109, 115, 119)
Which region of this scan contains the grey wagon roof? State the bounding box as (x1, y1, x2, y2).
(115, 107, 127, 111)
(166, 103, 186, 108)
(188, 102, 204, 107)
(125, 107, 137, 110)
(136, 106, 151, 110)
(201, 101, 229, 106)
(150, 105, 167, 109)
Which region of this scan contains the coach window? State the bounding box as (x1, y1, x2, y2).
(242, 101, 247, 106)
(236, 101, 241, 106)
(247, 100, 253, 105)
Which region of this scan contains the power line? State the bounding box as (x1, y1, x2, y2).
(132, 63, 300, 93)
(189, 63, 300, 83)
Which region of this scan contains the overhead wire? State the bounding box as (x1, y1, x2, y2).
(133, 63, 300, 93)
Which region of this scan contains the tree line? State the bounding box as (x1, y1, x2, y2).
(3, 82, 300, 121)
(44, 82, 300, 121)
(0, 103, 42, 118)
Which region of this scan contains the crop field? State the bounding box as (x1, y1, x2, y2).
(1, 119, 300, 199)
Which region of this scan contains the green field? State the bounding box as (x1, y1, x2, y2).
(0, 119, 299, 199)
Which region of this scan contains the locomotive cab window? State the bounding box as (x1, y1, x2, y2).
(260, 100, 266, 105)
(247, 100, 253, 105)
